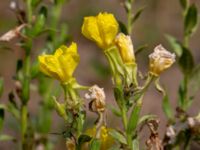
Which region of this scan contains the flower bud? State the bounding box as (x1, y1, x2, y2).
(149, 45, 175, 76)
(85, 85, 105, 113)
(115, 33, 135, 64)
(52, 97, 67, 120)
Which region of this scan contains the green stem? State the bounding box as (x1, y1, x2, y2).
(21, 105, 28, 149)
(27, 0, 32, 24)
(121, 104, 128, 130)
(127, 0, 135, 34)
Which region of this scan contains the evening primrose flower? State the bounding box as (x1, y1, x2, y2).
(86, 126, 114, 150)
(149, 45, 175, 76)
(38, 42, 79, 83)
(82, 12, 119, 49)
(115, 33, 135, 64)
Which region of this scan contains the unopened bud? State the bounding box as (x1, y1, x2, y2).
(52, 97, 67, 120)
(115, 33, 135, 64)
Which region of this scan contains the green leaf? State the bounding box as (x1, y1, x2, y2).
(178, 47, 194, 75)
(135, 44, 148, 56)
(31, 61, 39, 78)
(189, 64, 200, 95)
(138, 115, 157, 125)
(131, 6, 146, 25)
(107, 105, 121, 117)
(184, 4, 198, 37)
(31, 0, 42, 8)
(0, 77, 3, 97)
(109, 130, 127, 144)
(132, 138, 140, 150)
(118, 21, 128, 35)
(124, 1, 132, 12)
(179, 0, 189, 10)
(89, 138, 101, 150)
(165, 34, 183, 57)
(162, 94, 174, 120)
(127, 101, 141, 134)
(39, 6, 48, 18)
(0, 108, 4, 130)
(178, 80, 186, 110)
(0, 134, 15, 141)
(113, 86, 124, 108)
(77, 134, 92, 150)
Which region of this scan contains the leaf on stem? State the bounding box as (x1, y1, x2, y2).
(118, 20, 128, 35)
(109, 130, 127, 144)
(127, 101, 141, 135)
(162, 94, 174, 120)
(184, 4, 198, 37)
(107, 105, 121, 117)
(89, 138, 101, 150)
(178, 46, 194, 75)
(165, 34, 182, 57)
(131, 6, 146, 25)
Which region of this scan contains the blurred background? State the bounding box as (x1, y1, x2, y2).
(0, 0, 200, 149)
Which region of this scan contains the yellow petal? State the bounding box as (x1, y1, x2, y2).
(96, 13, 119, 49)
(81, 12, 119, 49)
(82, 16, 103, 48)
(38, 55, 64, 81)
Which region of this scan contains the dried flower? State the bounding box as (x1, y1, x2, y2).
(85, 85, 105, 112)
(38, 42, 79, 83)
(115, 33, 135, 64)
(149, 45, 175, 76)
(82, 12, 119, 49)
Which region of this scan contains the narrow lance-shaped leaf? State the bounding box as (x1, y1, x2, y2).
(184, 4, 198, 37)
(162, 94, 174, 120)
(109, 130, 127, 144)
(89, 138, 101, 150)
(178, 46, 194, 75)
(127, 99, 142, 134)
(165, 34, 182, 57)
(118, 20, 128, 35)
(131, 6, 146, 25)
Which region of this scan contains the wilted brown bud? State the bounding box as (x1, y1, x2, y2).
(85, 85, 106, 113)
(149, 45, 175, 76)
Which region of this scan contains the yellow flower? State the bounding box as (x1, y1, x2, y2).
(115, 33, 135, 64)
(86, 126, 114, 150)
(82, 12, 119, 49)
(149, 45, 175, 76)
(38, 42, 80, 83)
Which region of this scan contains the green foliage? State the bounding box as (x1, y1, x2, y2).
(109, 130, 127, 144)
(162, 94, 174, 121)
(77, 134, 92, 150)
(184, 4, 198, 37)
(89, 138, 101, 150)
(178, 46, 194, 75)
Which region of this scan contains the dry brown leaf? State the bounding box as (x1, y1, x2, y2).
(0, 24, 26, 42)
